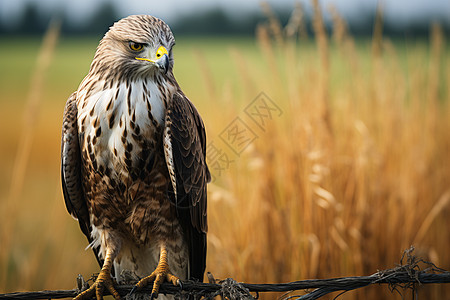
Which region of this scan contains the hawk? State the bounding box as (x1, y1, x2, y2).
(61, 15, 209, 299)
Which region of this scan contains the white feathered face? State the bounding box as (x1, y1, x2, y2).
(90, 15, 176, 81)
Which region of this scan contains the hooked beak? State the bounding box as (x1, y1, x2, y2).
(135, 53, 170, 74)
(156, 54, 170, 74)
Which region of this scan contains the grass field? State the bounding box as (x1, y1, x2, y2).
(0, 9, 449, 299)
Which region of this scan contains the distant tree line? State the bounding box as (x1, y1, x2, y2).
(0, 1, 447, 38)
(0, 2, 118, 37)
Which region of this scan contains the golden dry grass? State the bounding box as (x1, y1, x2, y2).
(0, 4, 449, 299)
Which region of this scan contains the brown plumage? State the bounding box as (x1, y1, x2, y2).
(61, 15, 209, 300)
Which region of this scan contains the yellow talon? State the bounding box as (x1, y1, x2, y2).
(132, 244, 180, 298)
(74, 249, 120, 300)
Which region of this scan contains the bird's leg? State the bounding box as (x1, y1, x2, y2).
(132, 243, 180, 299)
(74, 247, 121, 300)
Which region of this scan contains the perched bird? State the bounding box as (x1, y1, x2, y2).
(61, 15, 209, 299)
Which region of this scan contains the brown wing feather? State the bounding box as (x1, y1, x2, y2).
(163, 91, 210, 281)
(61, 92, 103, 269)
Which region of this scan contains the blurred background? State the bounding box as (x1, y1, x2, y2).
(1, 0, 450, 36)
(0, 0, 449, 299)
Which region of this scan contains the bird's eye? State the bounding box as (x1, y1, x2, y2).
(129, 42, 144, 52)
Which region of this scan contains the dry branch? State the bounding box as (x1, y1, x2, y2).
(1, 265, 449, 299)
(0, 272, 449, 300)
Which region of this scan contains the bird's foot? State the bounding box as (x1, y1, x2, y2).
(130, 245, 180, 299)
(131, 266, 180, 299)
(74, 269, 120, 300)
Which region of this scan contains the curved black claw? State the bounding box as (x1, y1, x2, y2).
(178, 280, 183, 290)
(128, 285, 137, 296)
(150, 292, 158, 299)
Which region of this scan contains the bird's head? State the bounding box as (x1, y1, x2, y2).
(91, 15, 176, 81)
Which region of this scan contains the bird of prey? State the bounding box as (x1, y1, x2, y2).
(61, 15, 209, 299)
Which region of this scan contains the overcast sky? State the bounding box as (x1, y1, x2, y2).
(1, 0, 449, 27)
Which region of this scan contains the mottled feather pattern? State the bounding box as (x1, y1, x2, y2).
(61, 92, 105, 269)
(61, 92, 89, 228)
(163, 121, 177, 200)
(77, 76, 175, 244)
(164, 92, 209, 281)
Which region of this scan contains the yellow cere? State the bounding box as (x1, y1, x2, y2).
(155, 46, 168, 58)
(135, 46, 168, 62)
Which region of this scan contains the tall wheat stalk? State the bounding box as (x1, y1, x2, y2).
(206, 2, 450, 299)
